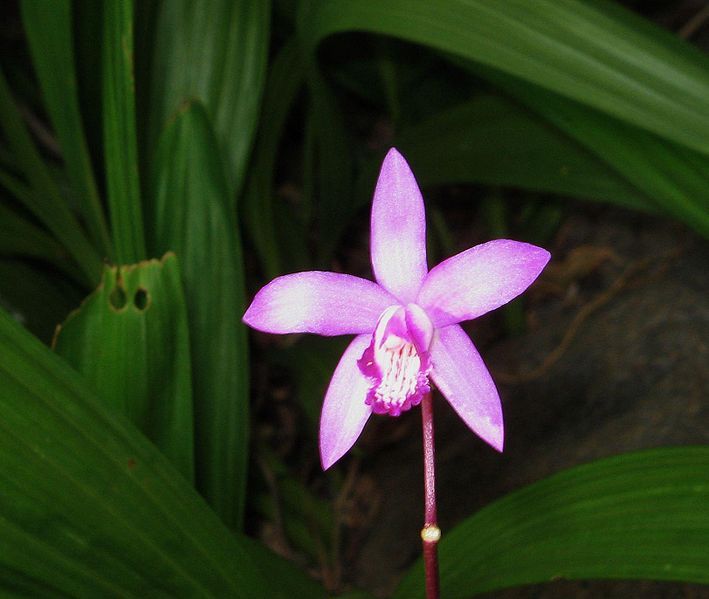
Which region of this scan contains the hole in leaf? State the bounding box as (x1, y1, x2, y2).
(109, 286, 127, 310)
(134, 288, 149, 311)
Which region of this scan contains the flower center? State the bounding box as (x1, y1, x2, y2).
(358, 304, 433, 416)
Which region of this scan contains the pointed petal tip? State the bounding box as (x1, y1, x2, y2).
(490, 428, 504, 453)
(319, 446, 336, 471)
(472, 416, 504, 454)
(241, 300, 265, 332)
(241, 302, 256, 326)
(378, 147, 416, 185)
(383, 146, 405, 163)
(531, 244, 552, 268)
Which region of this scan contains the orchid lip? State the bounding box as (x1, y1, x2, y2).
(357, 304, 433, 417)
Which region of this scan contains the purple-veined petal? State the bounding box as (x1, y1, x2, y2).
(243, 271, 397, 336)
(430, 324, 503, 451)
(320, 334, 373, 469)
(370, 148, 428, 303)
(419, 239, 550, 327)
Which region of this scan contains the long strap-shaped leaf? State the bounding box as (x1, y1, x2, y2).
(395, 94, 655, 212)
(21, 0, 111, 257)
(147, 0, 270, 198)
(474, 68, 709, 236)
(242, 38, 304, 279)
(394, 446, 709, 598)
(304, 65, 355, 267)
(298, 0, 709, 156)
(103, 0, 145, 264)
(0, 306, 325, 597)
(0, 200, 85, 280)
(150, 103, 249, 530)
(0, 69, 102, 284)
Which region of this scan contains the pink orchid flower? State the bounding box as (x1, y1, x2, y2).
(243, 148, 550, 469)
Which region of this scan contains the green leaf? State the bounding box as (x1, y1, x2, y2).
(0, 201, 84, 281)
(299, 0, 709, 156)
(21, 0, 111, 256)
(0, 69, 101, 284)
(0, 306, 326, 597)
(304, 66, 356, 265)
(472, 70, 709, 236)
(53, 254, 194, 481)
(148, 0, 270, 197)
(242, 38, 304, 278)
(150, 102, 249, 529)
(394, 447, 709, 598)
(103, 0, 145, 263)
(395, 94, 654, 212)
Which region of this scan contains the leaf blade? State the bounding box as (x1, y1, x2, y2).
(0, 305, 325, 597)
(103, 0, 146, 263)
(486, 73, 709, 235)
(299, 0, 709, 155)
(148, 0, 270, 197)
(0, 68, 101, 283)
(21, 0, 111, 256)
(395, 93, 655, 212)
(394, 447, 709, 598)
(150, 102, 249, 529)
(242, 37, 304, 278)
(53, 254, 195, 481)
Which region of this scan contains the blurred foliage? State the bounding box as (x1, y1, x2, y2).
(0, 0, 707, 596)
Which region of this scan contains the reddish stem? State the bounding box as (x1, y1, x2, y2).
(421, 392, 440, 599)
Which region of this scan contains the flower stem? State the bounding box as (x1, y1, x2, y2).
(421, 392, 440, 599)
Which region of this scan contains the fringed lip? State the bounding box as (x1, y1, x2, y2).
(358, 305, 433, 417)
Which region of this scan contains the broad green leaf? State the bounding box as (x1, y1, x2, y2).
(395, 447, 709, 598)
(395, 94, 654, 212)
(243, 38, 304, 278)
(150, 102, 249, 529)
(148, 0, 270, 197)
(103, 0, 145, 263)
(0, 69, 101, 284)
(299, 0, 709, 156)
(21, 0, 111, 256)
(53, 254, 194, 481)
(0, 306, 326, 597)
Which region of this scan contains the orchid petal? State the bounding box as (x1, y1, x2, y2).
(405, 303, 433, 354)
(243, 271, 397, 336)
(320, 334, 373, 469)
(370, 148, 428, 303)
(419, 240, 550, 327)
(430, 325, 503, 451)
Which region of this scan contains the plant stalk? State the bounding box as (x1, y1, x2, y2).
(421, 392, 440, 599)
